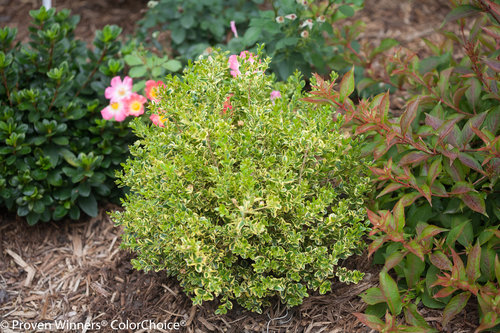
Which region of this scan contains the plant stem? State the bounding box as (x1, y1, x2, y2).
(75, 46, 108, 98)
(1, 69, 12, 106)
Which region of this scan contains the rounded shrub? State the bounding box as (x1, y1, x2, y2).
(0, 7, 134, 224)
(113, 50, 372, 313)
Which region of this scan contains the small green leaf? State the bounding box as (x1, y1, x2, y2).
(128, 65, 148, 78)
(124, 54, 143, 66)
(162, 59, 182, 72)
(338, 5, 355, 17)
(243, 27, 261, 46)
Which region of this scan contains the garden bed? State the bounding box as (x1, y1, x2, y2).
(0, 206, 478, 332)
(0, 0, 488, 332)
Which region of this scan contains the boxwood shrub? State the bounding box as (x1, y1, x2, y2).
(113, 50, 372, 313)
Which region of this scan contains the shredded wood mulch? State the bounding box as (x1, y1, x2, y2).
(1, 205, 378, 333)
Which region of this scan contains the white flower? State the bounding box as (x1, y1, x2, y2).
(285, 14, 297, 21)
(300, 30, 309, 38)
(316, 15, 326, 23)
(297, 0, 308, 6)
(275, 16, 285, 23)
(300, 19, 313, 30)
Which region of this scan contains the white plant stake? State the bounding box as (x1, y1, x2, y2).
(43, 0, 51, 9)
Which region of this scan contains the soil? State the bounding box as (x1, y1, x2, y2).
(0, 0, 481, 332)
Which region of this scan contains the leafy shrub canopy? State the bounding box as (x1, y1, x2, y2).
(0, 7, 134, 224)
(113, 50, 372, 313)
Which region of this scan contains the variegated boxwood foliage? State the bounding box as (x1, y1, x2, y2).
(113, 51, 371, 314)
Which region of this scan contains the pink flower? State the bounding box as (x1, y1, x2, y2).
(105, 76, 133, 102)
(239, 50, 256, 63)
(124, 93, 147, 117)
(150, 114, 165, 127)
(228, 54, 241, 77)
(145, 80, 165, 102)
(270, 90, 281, 101)
(230, 21, 238, 38)
(101, 100, 127, 122)
(285, 14, 297, 20)
(222, 94, 234, 115)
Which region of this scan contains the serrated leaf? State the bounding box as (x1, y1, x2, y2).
(430, 251, 453, 271)
(339, 66, 355, 102)
(495, 255, 500, 285)
(465, 242, 481, 283)
(379, 270, 402, 315)
(442, 292, 471, 327)
(377, 183, 404, 198)
(353, 313, 385, 331)
(449, 181, 474, 195)
(361, 287, 386, 305)
(384, 250, 406, 271)
(404, 239, 425, 261)
(425, 113, 444, 130)
(400, 192, 422, 207)
(393, 200, 405, 233)
(418, 225, 447, 242)
(404, 303, 434, 330)
(460, 112, 487, 146)
(458, 152, 485, 175)
(399, 151, 430, 166)
(443, 5, 481, 25)
(462, 192, 487, 215)
(427, 157, 442, 186)
(128, 65, 147, 78)
(400, 98, 419, 136)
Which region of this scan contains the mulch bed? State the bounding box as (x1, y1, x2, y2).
(0, 0, 482, 332)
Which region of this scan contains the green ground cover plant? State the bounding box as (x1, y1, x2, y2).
(305, 0, 500, 331)
(112, 50, 372, 314)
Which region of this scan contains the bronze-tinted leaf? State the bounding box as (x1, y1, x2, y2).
(458, 152, 486, 175)
(442, 292, 471, 327)
(430, 251, 453, 271)
(462, 192, 487, 215)
(399, 151, 430, 166)
(400, 98, 420, 136)
(465, 242, 481, 283)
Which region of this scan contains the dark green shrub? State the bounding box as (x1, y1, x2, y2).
(0, 7, 135, 224)
(137, 0, 261, 59)
(306, 0, 500, 330)
(112, 50, 372, 314)
(229, 0, 365, 80)
(138, 0, 368, 81)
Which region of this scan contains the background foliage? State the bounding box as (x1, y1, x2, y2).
(0, 7, 134, 224)
(305, 0, 500, 330)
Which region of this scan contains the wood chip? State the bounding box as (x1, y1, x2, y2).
(6, 249, 36, 287)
